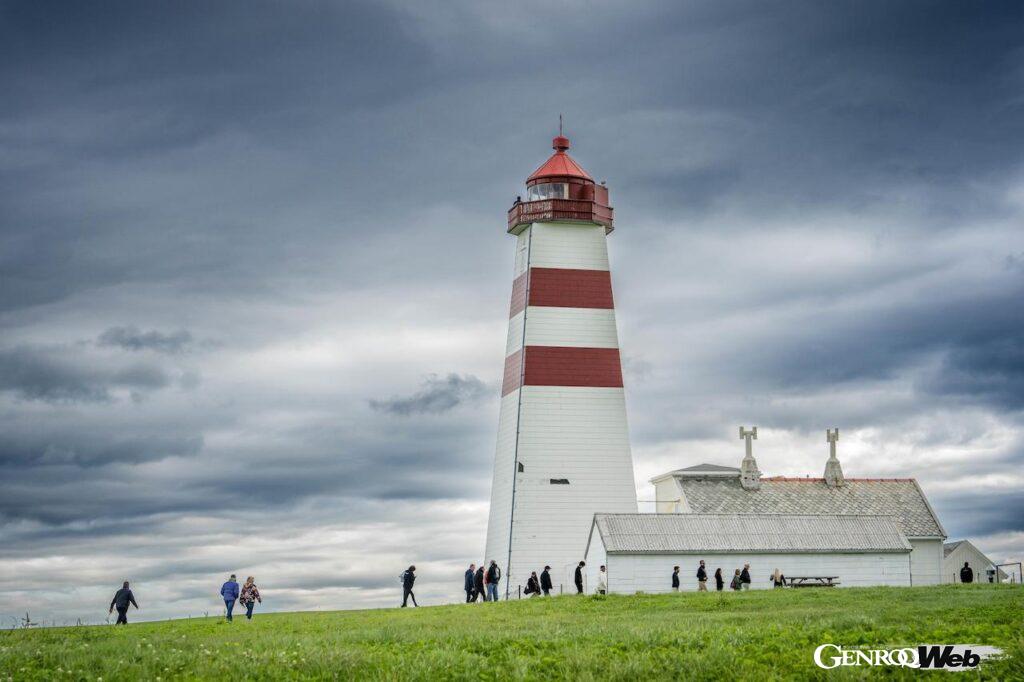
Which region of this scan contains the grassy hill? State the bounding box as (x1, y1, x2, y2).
(2, 585, 1022, 680)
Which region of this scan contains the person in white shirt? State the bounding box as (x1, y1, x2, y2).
(596, 565, 607, 595)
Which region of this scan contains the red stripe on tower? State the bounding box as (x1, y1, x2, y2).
(528, 268, 614, 309)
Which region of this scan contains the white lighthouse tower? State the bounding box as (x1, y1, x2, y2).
(484, 132, 639, 596)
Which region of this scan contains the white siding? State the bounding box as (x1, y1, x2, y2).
(528, 222, 610, 271)
(589, 548, 911, 594)
(654, 478, 683, 513)
(524, 307, 620, 348)
(942, 542, 1004, 584)
(909, 538, 944, 585)
(483, 391, 520, 574)
(504, 386, 637, 594)
(506, 311, 525, 355)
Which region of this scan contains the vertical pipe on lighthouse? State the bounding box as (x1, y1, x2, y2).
(484, 133, 639, 597)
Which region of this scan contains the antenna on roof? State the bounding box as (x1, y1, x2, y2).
(559, 113, 563, 137)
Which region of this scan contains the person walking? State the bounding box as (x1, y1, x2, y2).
(714, 568, 724, 592)
(730, 569, 742, 591)
(740, 564, 751, 590)
(240, 577, 262, 619)
(401, 565, 417, 607)
(596, 566, 607, 595)
(770, 568, 785, 588)
(465, 564, 476, 603)
(486, 561, 501, 602)
(671, 566, 680, 592)
(540, 566, 553, 596)
(960, 562, 974, 583)
(108, 581, 138, 625)
(696, 560, 708, 592)
(474, 565, 487, 602)
(525, 571, 541, 597)
(574, 561, 586, 594)
(220, 574, 240, 621)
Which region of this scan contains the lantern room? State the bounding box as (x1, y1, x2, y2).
(508, 135, 614, 234)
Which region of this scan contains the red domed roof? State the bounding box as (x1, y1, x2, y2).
(527, 136, 593, 183)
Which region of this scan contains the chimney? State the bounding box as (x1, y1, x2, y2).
(739, 426, 761, 491)
(824, 428, 844, 488)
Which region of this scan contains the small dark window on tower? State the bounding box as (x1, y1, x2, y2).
(550, 478, 570, 485)
(518, 462, 524, 473)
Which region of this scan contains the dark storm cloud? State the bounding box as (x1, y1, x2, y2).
(97, 326, 193, 354)
(370, 374, 490, 416)
(1, 0, 1023, 622)
(0, 345, 171, 402)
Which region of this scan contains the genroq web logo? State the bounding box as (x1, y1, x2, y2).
(813, 644, 1002, 670)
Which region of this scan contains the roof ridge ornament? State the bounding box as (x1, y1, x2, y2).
(825, 428, 845, 488)
(739, 426, 761, 490)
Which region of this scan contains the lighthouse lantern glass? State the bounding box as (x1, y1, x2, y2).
(527, 183, 568, 201)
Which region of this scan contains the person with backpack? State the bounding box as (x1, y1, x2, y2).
(574, 561, 586, 594)
(485, 561, 501, 602)
(464, 564, 476, 602)
(108, 581, 139, 625)
(960, 562, 974, 583)
(220, 574, 240, 621)
(240, 576, 262, 619)
(540, 566, 553, 596)
(474, 565, 487, 602)
(401, 566, 417, 607)
(671, 566, 680, 592)
(730, 569, 742, 591)
(714, 568, 724, 591)
(696, 560, 708, 592)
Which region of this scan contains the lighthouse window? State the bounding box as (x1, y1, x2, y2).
(528, 183, 568, 201)
(550, 478, 570, 485)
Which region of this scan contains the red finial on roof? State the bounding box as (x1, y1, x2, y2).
(552, 135, 570, 151)
(527, 131, 592, 183)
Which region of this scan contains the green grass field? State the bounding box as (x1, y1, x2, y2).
(2, 585, 1022, 680)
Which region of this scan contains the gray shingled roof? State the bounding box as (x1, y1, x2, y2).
(677, 477, 945, 538)
(591, 513, 912, 554)
(943, 540, 964, 557)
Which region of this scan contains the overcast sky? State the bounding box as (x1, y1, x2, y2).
(2, 0, 1023, 625)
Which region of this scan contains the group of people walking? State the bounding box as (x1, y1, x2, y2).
(107, 574, 262, 625)
(674, 561, 785, 591)
(461, 560, 510, 602)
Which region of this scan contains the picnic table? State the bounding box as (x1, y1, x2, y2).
(784, 576, 840, 588)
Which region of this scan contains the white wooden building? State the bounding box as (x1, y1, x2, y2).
(585, 513, 913, 593)
(650, 437, 947, 586)
(942, 540, 1008, 583)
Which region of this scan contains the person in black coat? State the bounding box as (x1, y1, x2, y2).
(696, 560, 708, 592)
(109, 581, 139, 625)
(474, 566, 487, 602)
(540, 566, 553, 596)
(401, 565, 417, 607)
(525, 572, 541, 597)
(671, 566, 680, 592)
(464, 564, 476, 602)
(740, 564, 751, 590)
(714, 568, 724, 591)
(960, 562, 974, 583)
(574, 561, 586, 594)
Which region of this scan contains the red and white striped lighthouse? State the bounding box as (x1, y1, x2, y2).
(484, 133, 639, 596)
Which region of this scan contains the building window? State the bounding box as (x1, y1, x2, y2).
(527, 183, 568, 201)
(518, 462, 524, 473)
(550, 478, 570, 485)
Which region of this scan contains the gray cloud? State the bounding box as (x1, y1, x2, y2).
(97, 326, 194, 354)
(370, 374, 490, 416)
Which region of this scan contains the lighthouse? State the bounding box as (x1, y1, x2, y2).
(484, 133, 639, 596)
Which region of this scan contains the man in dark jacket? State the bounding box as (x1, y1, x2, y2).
(740, 564, 751, 590)
(960, 562, 974, 583)
(402, 565, 417, 607)
(486, 561, 501, 602)
(672, 566, 680, 592)
(697, 560, 708, 592)
(540, 566, 553, 596)
(464, 564, 476, 602)
(574, 561, 586, 594)
(220, 574, 240, 621)
(474, 566, 487, 602)
(109, 581, 139, 625)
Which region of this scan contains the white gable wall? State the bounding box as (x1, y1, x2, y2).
(908, 539, 943, 585)
(941, 541, 1004, 583)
